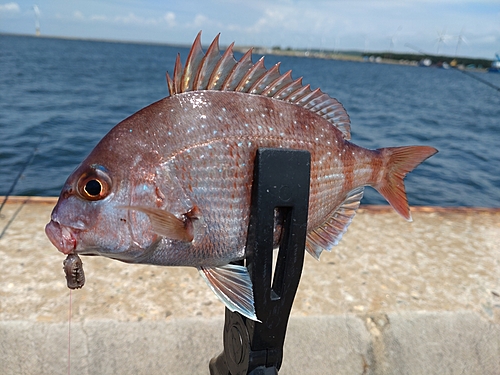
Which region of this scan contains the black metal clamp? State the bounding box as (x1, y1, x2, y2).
(210, 148, 311, 375)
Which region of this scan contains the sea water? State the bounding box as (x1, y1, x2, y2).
(1, 34, 499, 207)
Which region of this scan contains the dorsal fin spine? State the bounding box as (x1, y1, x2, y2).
(167, 32, 351, 139)
(166, 72, 174, 96)
(296, 88, 322, 107)
(235, 57, 266, 92)
(173, 54, 182, 95)
(193, 34, 221, 90)
(287, 84, 312, 103)
(221, 48, 253, 91)
(207, 42, 236, 90)
(261, 70, 293, 97)
(248, 62, 281, 94)
(273, 77, 303, 100)
(181, 32, 204, 92)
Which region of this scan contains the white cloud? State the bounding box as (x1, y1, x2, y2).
(192, 14, 209, 28)
(0, 2, 20, 13)
(62, 9, 177, 29)
(219, 0, 500, 56)
(73, 10, 84, 20)
(164, 12, 175, 27)
(114, 12, 140, 24)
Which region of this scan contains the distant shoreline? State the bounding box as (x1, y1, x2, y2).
(234, 46, 492, 72)
(1, 32, 493, 71)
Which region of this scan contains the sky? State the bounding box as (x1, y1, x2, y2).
(1, 0, 499, 59)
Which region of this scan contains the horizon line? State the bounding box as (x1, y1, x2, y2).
(0, 32, 494, 63)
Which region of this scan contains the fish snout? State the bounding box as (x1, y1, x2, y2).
(45, 220, 78, 255)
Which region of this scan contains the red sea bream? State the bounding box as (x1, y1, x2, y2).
(45, 33, 437, 320)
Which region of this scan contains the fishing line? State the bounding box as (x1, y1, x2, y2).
(0, 197, 29, 239)
(68, 290, 72, 375)
(402, 43, 500, 93)
(454, 68, 500, 92)
(0, 133, 45, 238)
(0, 133, 46, 215)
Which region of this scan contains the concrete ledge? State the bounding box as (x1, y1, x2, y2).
(0, 197, 499, 374)
(0, 319, 224, 375)
(1, 313, 498, 375)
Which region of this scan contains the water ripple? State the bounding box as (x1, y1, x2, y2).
(1, 35, 499, 208)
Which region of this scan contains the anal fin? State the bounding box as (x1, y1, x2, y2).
(306, 186, 364, 260)
(198, 264, 258, 321)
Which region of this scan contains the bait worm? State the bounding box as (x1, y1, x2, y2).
(63, 254, 85, 289)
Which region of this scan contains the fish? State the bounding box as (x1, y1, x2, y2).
(45, 32, 437, 321)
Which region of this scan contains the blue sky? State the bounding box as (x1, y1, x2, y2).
(1, 0, 499, 59)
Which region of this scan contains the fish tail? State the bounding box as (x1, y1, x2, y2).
(374, 146, 437, 221)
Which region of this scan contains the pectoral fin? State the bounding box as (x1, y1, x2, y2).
(198, 264, 259, 322)
(119, 206, 196, 242)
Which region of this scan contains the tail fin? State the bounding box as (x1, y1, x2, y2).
(374, 146, 437, 221)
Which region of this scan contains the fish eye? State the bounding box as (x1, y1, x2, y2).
(84, 179, 102, 197)
(77, 167, 112, 201)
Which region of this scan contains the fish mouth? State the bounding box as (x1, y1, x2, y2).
(45, 220, 78, 255)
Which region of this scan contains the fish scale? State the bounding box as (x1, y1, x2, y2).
(145, 92, 366, 264)
(45, 32, 437, 321)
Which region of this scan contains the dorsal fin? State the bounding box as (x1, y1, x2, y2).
(166, 31, 351, 139)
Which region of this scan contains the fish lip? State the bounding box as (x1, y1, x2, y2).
(45, 220, 78, 255)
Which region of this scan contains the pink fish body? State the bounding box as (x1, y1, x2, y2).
(45, 33, 437, 320)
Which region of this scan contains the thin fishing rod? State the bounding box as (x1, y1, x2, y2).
(403, 43, 500, 93)
(0, 198, 27, 239)
(0, 133, 45, 215)
(454, 68, 500, 92)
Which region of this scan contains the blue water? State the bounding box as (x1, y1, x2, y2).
(1, 34, 500, 208)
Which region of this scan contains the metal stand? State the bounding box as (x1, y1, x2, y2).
(209, 148, 311, 375)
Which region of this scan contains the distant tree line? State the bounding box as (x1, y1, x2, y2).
(371, 52, 491, 68)
(268, 46, 492, 68)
